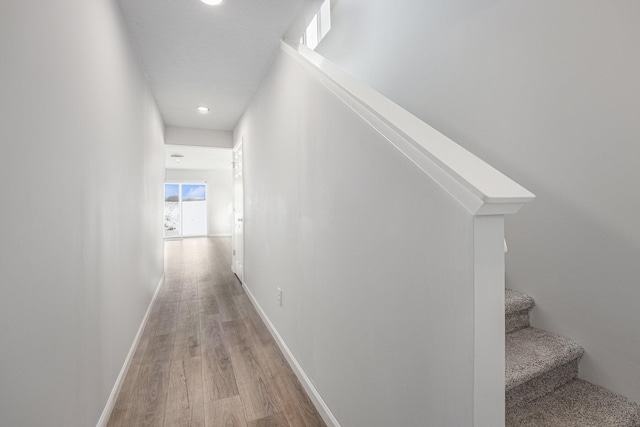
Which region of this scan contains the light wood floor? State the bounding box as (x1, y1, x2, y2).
(107, 237, 325, 427)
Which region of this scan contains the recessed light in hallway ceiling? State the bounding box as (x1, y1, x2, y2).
(197, 106, 210, 113)
(200, 0, 223, 5)
(117, 0, 320, 130)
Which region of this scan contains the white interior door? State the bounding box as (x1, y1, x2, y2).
(232, 143, 244, 282)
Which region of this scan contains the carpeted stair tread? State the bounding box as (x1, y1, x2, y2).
(506, 327, 584, 391)
(505, 289, 535, 333)
(506, 379, 640, 426)
(505, 289, 535, 315)
(506, 358, 579, 409)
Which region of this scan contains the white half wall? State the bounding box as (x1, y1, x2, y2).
(317, 0, 640, 402)
(165, 168, 233, 236)
(0, 1, 165, 425)
(165, 125, 233, 148)
(235, 49, 479, 426)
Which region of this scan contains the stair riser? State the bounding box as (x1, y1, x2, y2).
(506, 359, 579, 409)
(506, 309, 531, 334)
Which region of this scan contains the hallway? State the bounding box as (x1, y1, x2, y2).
(107, 237, 325, 427)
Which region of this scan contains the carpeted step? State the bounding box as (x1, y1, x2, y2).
(506, 327, 584, 409)
(505, 289, 535, 334)
(506, 379, 640, 426)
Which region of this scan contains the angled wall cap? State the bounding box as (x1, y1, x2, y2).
(282, 41, 535, 216)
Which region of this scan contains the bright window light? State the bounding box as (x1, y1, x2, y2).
(305, 15, 319, 50)
(319, 0, 331, 40)
(301, 0, 331, 50)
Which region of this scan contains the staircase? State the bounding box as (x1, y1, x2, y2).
(505, 289, 640, 426)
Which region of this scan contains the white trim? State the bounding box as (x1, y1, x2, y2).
(231, 141, 244, 281)
(165, 235, 218, 241)
(281, 41, 534, 216)
(96, 273, 166, 427)
(242, 282, 341, 427)
(473, 216, 506, 427)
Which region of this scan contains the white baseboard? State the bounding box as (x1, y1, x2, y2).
(242, 282, 341, 427)
(163, 234, 231, 240)
(96, 273, 166, 427)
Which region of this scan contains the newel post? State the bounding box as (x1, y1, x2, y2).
(472, 213, 506, 427)
(471, 199, 532, 427)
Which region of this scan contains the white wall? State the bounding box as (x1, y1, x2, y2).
(0, 1, 165, 426)
(317, 0, 640, 402)
(165, 168, 233, 236)
(235, 50, 480, 426)
(165, 125, 233, 148)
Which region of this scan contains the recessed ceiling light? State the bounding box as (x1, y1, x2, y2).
(200, 0, 223, 5)
(197, 106, 210, 113)
(171, 153, 184, 164)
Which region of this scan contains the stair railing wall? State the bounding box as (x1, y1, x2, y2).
(282, 41, 534, 426)
(234, 41, 534, 427)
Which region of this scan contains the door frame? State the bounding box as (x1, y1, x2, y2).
(232, 140, 244, 283)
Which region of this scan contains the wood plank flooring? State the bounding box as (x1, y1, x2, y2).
(107, 237, 325, 427)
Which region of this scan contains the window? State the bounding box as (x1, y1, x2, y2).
(302, 0, 331, 50)
(164, 183, 207, 238)
(181, 184, 207, 236)
(305, 14, 319, 50)
(319, 0, 331, 40)
(164, 184, 181, 238)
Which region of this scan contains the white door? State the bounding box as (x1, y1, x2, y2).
(232, 142, 244, 282)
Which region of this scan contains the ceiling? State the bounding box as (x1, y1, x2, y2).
(165, 144, 232, 170)
(118, 0, 320, 131)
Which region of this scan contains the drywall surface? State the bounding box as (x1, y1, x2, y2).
(234, 51, 477, 426)
(317, 0, 640, 402)
(165, 168, 233, 236)
(165, 125, 233, 148)
(0, 1, 165, 426)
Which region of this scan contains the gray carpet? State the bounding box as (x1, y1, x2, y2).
(504, 289, 640, 426)
(505, 289, 535, 314)
(506, 379, 640, 427)
(506, 327, 583, 391)
(507, 358, 579, 409)
(505, 289, 535, 333)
